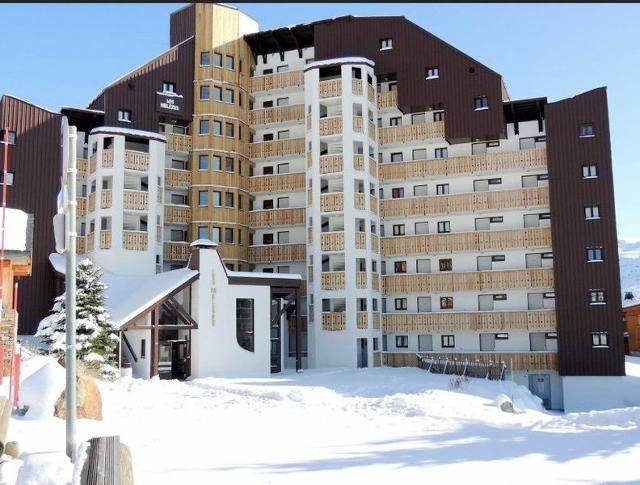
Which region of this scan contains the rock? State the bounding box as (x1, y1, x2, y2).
(500, 400, 515, 413)
(54, 374, 103, 420)
(4, 441, 20, 459)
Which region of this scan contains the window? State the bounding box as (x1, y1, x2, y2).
(582, 164, 598, 178)
(225, 123, 234, 137)
(391, 188, 404, 199)
(225, 228, 234, 244)
(439, 258, 452, 272)
(433, 111, 444, 122)
(225, 55, 235, 70)
(436, 184, 449, 195)
(211, 227, 221, 243)
(395, 298, 407, 311)
(117, 110, 131, 122)
(277, 197, 289, 209)
(587, 247, 604, 262)
(140, 339, 146, 359)
(277, 163, 289, 174)
(212, 155, 222, 171)
(225, 89, 234, 104)
(412, 148, 427, 160)
(0, 172, 14, 186)
(390, 152, 403, 163)
(394, 261, 407, 274)
(277, 65, 289, 73)
(213, 86, 222, 101)
(277, 231, 290, 244)
(214, 52, 223, 67)
(591, 331, 608, 348)
(437, 221, 451, 233)
(162, 82, 176, 93)
(199, 120, 209, 135)
(200, 51, 210, 66)
(417, 297, 432, 313)
(579, 123, 595, 137)
(198, 226, 209, 239)
(392, 224, 405, 236)
(584, 205, 601, 220)
(277, 130, 289, 140)
(416, 259, 431, 274)
(198, 190, 208, 206)
(373, 338, 380, 351)
(276, 97, 289, 107)
(380, 38, 393, 50)
(225, 192, 234, 207)
(395, 335, 408, 348)
(435, 147, 448, 158)
(263, 233, 274, 245)
(225, 157, 234, 172)
(199, 85, 210, 100)
(425, 66, 439, 79)
(589, 290, 606, 305)
(414, 184, 428, 197)
(198, 154, 208, 170)
(440, 297, 453, 310)
(236, 299, 254, 352)
(0, 130, 16, 145)
(390, 117, 401, 126)
(441, 335, 455, 348)
(415, 222, 429, 235)
(212, 191, 222, 207)
(474, 96, 489, 110)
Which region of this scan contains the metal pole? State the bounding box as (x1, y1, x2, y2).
(1, 128, 10, 398)
(65, 126, 77, 461)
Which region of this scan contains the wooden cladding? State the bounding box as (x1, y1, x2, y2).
(124, 151, 149, 171)
(320, 193, 344, 212)
(320, 154, 343, 174)
(250, 70, 304, 93)
(353, 116, 364, 133)
(249, 104, 305, 125)
(356, 272, 367, 288)
(321, 231, 344, 251)
(369, 195, 379, 216)
(319, 79, 342, 98)
(321, 271, 345, 290)
(373, 312, 381, 329)
(384, 352, 558, 371)
(164, 242, 190, 261)
(382, 268, 554, 294)
(77, 158, 88, 177)
(165, 168, 191, 188)
(371, 234, 380, 253)
(248, 243, 306, 263)
(378, 121, 445, 145)
(100, 189, 112, 209)
(250, 172, 305, 193)
(383, 310, 556, 332)
(164, 204, 191, 224)
(381, 227, 552, 256)
(352, 79, 363, 95)
(88, 192, 96, 212)
(250, 208, 305, 227)
(102, 150, 113, 168)
(354, 193, 365, 210)
(372, 273, 380, 291)
(377, 90, 397, 110)
(357, 311, 368, 329)
(379, 148, 547, 182)
(353, 154, 364, 171)
(77, 236, 86, 254)
(77, 197, 87, 216)
(319, 116, 342, 136)
(355, 232, 366, 249)
(123, 190, 149, 210)
(249, 138, 305, 159)
(99, 230, 111, 250)
(166, 133, 192, 152)
(322, 312, 346, 331)
(122, 231, 148, 251)
(381, 187, 549, 218)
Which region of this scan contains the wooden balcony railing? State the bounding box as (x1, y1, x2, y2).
(372, 273, 380, 291)
(250, 70, 304, 93)
(353, 154, 365, 171)
(250, 207, 305, 227)
(89, 154, 96, 174)
(248, 243, 306, 263)
(373, 312, 381, 330)
(101, 189, 112, 209)
(355, 232, 366, 249)
(164, 241, 190, 261)
(164, 204, 191, 224)
(77, 158, 88, 177)
(320, 193, 344, 212)
(319, 79, 342, 98)
(379, 148, 548, 182)
(320, 154, 343, 174)
(123, 190, 149, 210)
(87, 232, 95, 252)
(356, 272, 367, 289)
(321, 231, 344, 251)
(369, 157, 378, 178)
(319, 116, 342, 136)
(99, 230, 111, 250)
(166, 133, 192, 152)
(381, 186, 550, 218)
(369, 195, 379, 216)
(382, 268, 554, 294)
(249, 138, 305, 159)
(378, 121, 445, 145)
(367, 84, 375, 103)
(77, 197, 87, 216)
(381, 227, 552, 256)
(250, 172, 305, 192)
(124, 150, 149, 171)
(122, 231, 148, 251)
(102, 149, 114, 168)
(249, 104, 305, 125)
(384, 352, 558, 371)
(353, 116, 364, 133)
(352, 79, 363, 95)
(88, 192, 96, 212)
(368, 121, 376, 142)
(354, 193, 365, 210)
(377, 90, 397, 110)
(371, 234, 380, 253)
(321, 271, 345, 290)
(77, 236, 86, 254)
(357, 311, 368, 329)
(165, 168, 191, 188)
(322, 312, 346, 331)
(383, 310, 556, 332)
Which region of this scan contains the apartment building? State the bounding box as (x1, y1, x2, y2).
(2, 3, 624, 411)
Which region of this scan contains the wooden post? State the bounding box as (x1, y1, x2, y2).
(150, 308, 160, 377)
(295, 288, 301, 372)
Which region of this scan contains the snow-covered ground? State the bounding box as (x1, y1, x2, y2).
(3, 356, 640, 485)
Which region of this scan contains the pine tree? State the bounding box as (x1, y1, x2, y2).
(36, 259, 118, 378)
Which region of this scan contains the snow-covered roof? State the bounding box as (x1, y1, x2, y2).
(228, 270, 302, 281)
(90, 126, 166, 142)
(49, 253, 198, 328)
(305, 57, 375, 71)
(623, 298, 640, 309)
(60, 106, 105, 114)
(1, 208, 30, 252)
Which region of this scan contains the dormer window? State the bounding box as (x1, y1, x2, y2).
(425, 66, 439, 79)
(162, 82, 176, 94)
(474, 96, 489, 110)
(117, 110, 131, 123)
(380, 38, 393, 50)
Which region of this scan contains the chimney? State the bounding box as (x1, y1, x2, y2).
(187, 239, 218, 270)
(624, 291, 635, 301)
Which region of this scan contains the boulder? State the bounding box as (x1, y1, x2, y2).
(494, 393, 516, 413)
(54, 374, 103, 421)
(4, 441, 20, 459)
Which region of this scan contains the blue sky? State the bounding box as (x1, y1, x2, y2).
(2, 3, 638, 241)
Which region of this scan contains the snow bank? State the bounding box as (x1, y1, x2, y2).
(18, 360, 65, 420)
(14, 452, 73, 485)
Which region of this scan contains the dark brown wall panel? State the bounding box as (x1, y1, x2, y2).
(546, 87, 624, 376)
(0, 96, 61, 334)
(170, 4, 195, 48)
(312, 16, 505, 144)
(89, 38, 194, 133)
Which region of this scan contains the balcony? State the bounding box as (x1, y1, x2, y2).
(250, 207, 305, 228)
(87, 232, 95, 252)
(99, 230, 111, 250)
(369, 195, 379, 216)
(382, 309, 556, 332)
(382, 268, 554, 294)
(379, 147, 547, 182)
(248, 243, 306, 263)
(250, 70, 304, 93)
(249, 138, 305, 159)
(371, 234, 380, 253)
(122, 231, 148, 251)
(77, 236, 86, 254)
(101, 189, 112, 209)
(102, 150, 114, 168)
(381, 227, 552, 256)
(165, 168, 191, 189)
(321, 271, 345, 290)
(164, 204, 191, 225)
(320, 193, 344, 212)
(319, 116, 342, 136)
(123, 190, 149, 211)
(356, 272, 367, 288)
(353, 116, 363, 133)
(352, 79, 363, 95)
(322, 312, 345, 331)
(373, 312, 381, 330)
(77, 197, 87, 216)
(250, 172, 305, 193)
(355, 232, 366, 249)
(89, 154, 96, 174)
(354, 193, 365, 210)
(380, 186, 549, 218)
(378, 121, 445, 145)
(77, 158, 88, 177)
(384, 352, 558, 371)
(321, 231, 344, 251)
(367, 84, 375, 103)
(124, 150, 149, 171)
(377, 90, 397, 110)
(166, 133, 192, 153)
(369, 157, 378, 178)
(88, 192, 96, 212)
(164, 241, 190, 261)
(372, 273, 380, 291)
(319, 79, 341, 98)
(320, 154, 343, 174)
(357, 311, 368, 329)
(249, 104, 305, 125)
(368, 121, 376, 142)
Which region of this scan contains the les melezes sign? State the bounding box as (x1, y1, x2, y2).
(156, 93, 183, 117)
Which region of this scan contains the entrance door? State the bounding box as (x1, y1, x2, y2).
(357, 338, 368, 368)
(270, 319, 281, 374)
(171, 340, 190, 380)
(528, 374, 551, 409)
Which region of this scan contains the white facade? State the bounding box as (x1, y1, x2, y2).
(562, 376, 625, 412)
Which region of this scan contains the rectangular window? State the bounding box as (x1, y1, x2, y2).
(199, 120, 209, 135)
(417, 297, 432, 313)
(225, 192, 234, 207)
(394, 261, 407, 274)
(200, 51, 210, 66)
(413, 184, 428, 197)
(437, 221, 451, 233)
(380, 38, 393, 50)
(211, 227, 221, 243)
(395, 335, 408, 348)
(591, 331, 608, 348)
(117, 110, 131, 122)
(225, 89, 234, 104)
(390, 152, 403, 163)
(441, 335, 455, 348)
(0, 130, 16, 145)
(225, 228, 234, 244)
(140, 339, 146, 358)
(277, 163, 289, 174)
(439, 258, 452, 272)
(390, 116, 401, 126)
(162, 82, 175, 93)
(276, 97, 289, 107)
(212, 120, 222, 136)
(435, 148, 448, 158)
(214, 52, 222, 67)
(263, 233, 274, 245)
(198, 190, 208, 206)
(433, 111, 444, 122)
(440, 297, 453, 310)
(277, 231, 290, 244)
(394, 298, 407, 311)
(474, 96, 489, 110)
(579, 123, 595, 137)
(198, 226, 209, 239)
(412, 148, 427, 160)
(415, 222, 429, 235)
(584, 205, 601, 220)
(212, 191, 222, 207)
(0, 172, 14, 186)
(589, 290, 606, 305)
(277, 197, 289, 208)
(225, 157, 234, 172)
(213, 86, 222, 101)
(198, 154, 208, 170)
(586, 247, 604, 262)
(392, 224, 405, 236)
(225, 55, 235, 70)
(236, 299, 254, 352)
(582, 164, 598, 178)
(436, 184, 449, 195)
(277, 130, 290, 140)
(212, 155, 222, 171)
(416, 259, 431, 274)
(391, 187, 404, 199)
(425, 66, 439, 79)
(199, 85, 210, 100)
(276, 65, 289, 73)
(225, 123, 234, 137)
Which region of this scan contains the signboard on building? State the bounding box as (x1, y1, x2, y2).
(156, 92, 184, 117)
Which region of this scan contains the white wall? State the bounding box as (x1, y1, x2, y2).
(562, 376, 625, 412)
